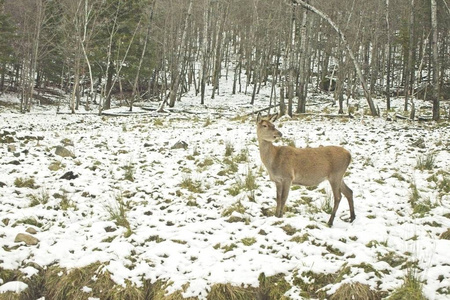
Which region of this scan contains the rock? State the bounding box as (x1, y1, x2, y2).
(25, 227, 37, 234)
(0, 182, 6, 188)
(104, 226, 117, 232)
(14, 233, 39, 246)
(55, 146, 75, 158)
(7, 160, 20, 165)
(48, 161, 62, 171)
(171, 141, 188, 150)
(60, 138, 74, 146)
(412, 138, 426, 149)
(7, 144, 16, 152)
(0, 135, 15, 143)
(2, 218, 9, 226)
(1, 130, 16, 136)
(60, 171, 79, 180)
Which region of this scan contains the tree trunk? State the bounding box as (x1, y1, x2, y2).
(104, 60, 114, 110)
(292, 0, 378, 116)
(431, 0, 440, 120)
(169, 0, 193, 107)
(404, 0, 415, 112)
(131, 0, 156, 111)
(297, 2, 308, 113)
(385, 0, 391, 110)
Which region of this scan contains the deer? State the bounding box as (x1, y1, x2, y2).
(256, 113, 355, 226)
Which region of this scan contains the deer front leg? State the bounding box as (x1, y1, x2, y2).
(275, 182, 283, 217)
(275, 180, 291, 217)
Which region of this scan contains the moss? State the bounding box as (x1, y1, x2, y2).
(241, 237, 257, 246)
(281, 224, 298, 236)
(378, 251, 408, 268)
(293, 270, 335, 299)
(258, 273, 291, 300)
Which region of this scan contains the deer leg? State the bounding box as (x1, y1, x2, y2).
(278, 180, 291, 217)
(341, 180, 355, 222)
(328, 180, 342, 227)
(275, 182, 283, 217)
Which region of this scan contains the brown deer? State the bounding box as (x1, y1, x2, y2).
(256, 113, 355, 226)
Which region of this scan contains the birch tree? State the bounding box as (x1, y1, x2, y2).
(291, 0, 378, 116)
(431, 0, 440, 120)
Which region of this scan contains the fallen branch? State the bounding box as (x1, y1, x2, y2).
(247, 104, 281, 116)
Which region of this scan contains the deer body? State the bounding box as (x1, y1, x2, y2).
(256, 114, 355, 226)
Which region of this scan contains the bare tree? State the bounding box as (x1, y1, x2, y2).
(431, 0, 440, 120)
(292, 0, 378, 116)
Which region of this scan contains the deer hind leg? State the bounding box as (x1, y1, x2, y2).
(328, 179, 342, 227)
(341, 180, 355, 222)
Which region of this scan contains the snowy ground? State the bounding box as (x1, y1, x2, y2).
(0, 87, 449, 299)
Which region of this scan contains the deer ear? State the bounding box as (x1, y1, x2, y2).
(269, 113, 278, 123)
(256, 112, 262, 123)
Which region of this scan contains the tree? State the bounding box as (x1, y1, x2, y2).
(431, 0, 439, 120)
(291, 0, 378, 116)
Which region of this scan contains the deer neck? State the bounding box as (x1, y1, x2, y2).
(257, 138, 277, 167)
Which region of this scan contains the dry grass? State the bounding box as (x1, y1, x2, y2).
(330, 282, 381, 300)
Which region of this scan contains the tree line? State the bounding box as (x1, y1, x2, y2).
(0, 0, 448, 120)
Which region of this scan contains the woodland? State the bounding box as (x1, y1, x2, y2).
(0, 0, 448, 119)
(1, 1, 450, 299)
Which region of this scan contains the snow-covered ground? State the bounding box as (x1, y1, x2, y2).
(0, 86, 449, 299)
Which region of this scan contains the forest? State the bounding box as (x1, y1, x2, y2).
(1, 1, 450, 299)
(0, 0, 449, 119)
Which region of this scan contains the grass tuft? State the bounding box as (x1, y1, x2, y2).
(122, 161, 135, 182)
(14, 177, 36, 189)
(105, 193, 133, 237)
(388, 268, 426, 300)
(29, 188, 50, 207)
(416, 153, 436, 170)
(330, 282, 381, 300)
(180, 177, 203, 193)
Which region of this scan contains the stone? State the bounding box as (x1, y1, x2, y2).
(25, 227, 37, 234)
(55, 146, 75, 158)
(171, 141, 188, 150)
(60, 171, 79, 180)
(14, 233, 39, 246)
(7, 144, 16, 152)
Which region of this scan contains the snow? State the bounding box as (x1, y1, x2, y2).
(0, 281, 28, 294)
(0, 85, 449, 299)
